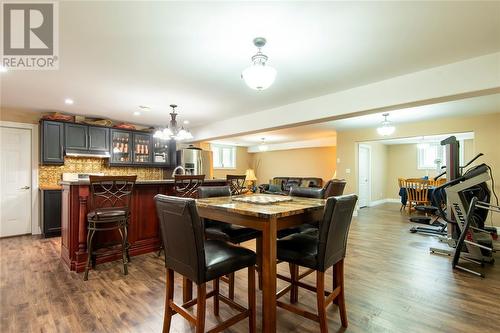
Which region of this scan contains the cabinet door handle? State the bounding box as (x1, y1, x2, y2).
(60, 144, 63, 157)
(20, 186, 30, 190)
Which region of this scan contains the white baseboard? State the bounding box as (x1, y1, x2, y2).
(368, 198, 401, 207)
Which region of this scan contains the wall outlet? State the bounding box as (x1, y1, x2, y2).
(346, 168, 351, 174)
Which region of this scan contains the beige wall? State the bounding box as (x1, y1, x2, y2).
(0, 107, 41, 124)
(385, 139, 474, 198)
(250, 146, 336, 185)
(336, 112, 500, 225)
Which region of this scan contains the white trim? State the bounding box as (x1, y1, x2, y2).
(0, 121, 40, 235)
(368, 198, 401, 207)
(247, 137, 336, 153)
(358, 144, 371, 208)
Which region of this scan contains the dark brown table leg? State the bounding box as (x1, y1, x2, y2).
(261, 217, 277, 333)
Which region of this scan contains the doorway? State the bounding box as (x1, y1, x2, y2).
(0, 126, 32, 237)
(358, 144, 371, 208)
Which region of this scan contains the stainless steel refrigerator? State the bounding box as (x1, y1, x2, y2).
(176, 147, 213, 177)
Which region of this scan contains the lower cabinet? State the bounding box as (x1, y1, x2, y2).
(41, 190, 62, 238)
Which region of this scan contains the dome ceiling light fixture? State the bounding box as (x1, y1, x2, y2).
(241, 37, 277, 91)
(258, 138, 269, 152)
(154, 104, 193, 141)
(376, 113, 396, 136)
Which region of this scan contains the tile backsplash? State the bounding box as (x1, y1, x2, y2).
(39, 157, 163, 187)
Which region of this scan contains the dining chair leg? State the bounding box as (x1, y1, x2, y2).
(228, 273, 235, 300)
(163, 268, 174, 333)
(248, 266, 256, 333)
(213, 278, 220, 316)
(289, 263, 299, 304)
(316, 271, 328, 333)
(332, 264, 338, 306)
(183, 277, 193, 302)
(124, 221, 131, 263)
(336, 260, 348, 328)
(84, 228, 96, 281)
(196, 283, 207, 333)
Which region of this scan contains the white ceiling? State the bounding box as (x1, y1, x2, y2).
(1, 1, 500, 128)
(211, 94, 500, 146)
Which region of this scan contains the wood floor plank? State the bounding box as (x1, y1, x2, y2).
(1, 203, 499, 332)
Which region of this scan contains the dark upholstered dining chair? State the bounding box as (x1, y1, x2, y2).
(84, 175, 137, 281)
(154, 195, 256, 333)
(198, 186, 261, 299)
(276, 194, 357, 332)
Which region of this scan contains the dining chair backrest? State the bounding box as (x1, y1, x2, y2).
(174, 175, 205, 198)
(428, 179, 447, 187)
(88, 175, 137, 214)
(154, 194, 206, 284)
(317, 194, 358, 272)
(323, 179, 347, 198)
(226, 175, 246, 195)
(403, 180, 429, 203)
(289, 186, 325, 199)
(198, 186, 231, 199)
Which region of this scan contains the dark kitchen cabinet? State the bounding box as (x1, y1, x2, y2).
(133, 133, 152, 164)
(110, 130, 133, 164)
(41, 189, 62, 238)
(41, 120, 64, 165)
(65, 123, 88, 150)
(88, 126, 110, 151)
(65, 123, 110, 152)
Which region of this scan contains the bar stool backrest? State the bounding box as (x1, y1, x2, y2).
(198, 186, 231, 199)
(317, 194, 358, 272)
(154, 195, 206, 283)
(174, 175, 205, 198)
(88, 175, 137, 214)
(226, 175, 246, 195)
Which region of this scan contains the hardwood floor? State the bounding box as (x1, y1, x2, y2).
(1, 203, 499, 333)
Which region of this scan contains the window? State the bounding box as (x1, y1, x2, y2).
(417, 143, 445, 170)
(212, 144, 236, 169)
(417, 140, 465, 170)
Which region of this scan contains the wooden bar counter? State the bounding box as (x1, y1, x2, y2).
(60, 179, 227, 272)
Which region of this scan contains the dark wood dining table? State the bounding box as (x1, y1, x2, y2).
(190, 194, 326, 333)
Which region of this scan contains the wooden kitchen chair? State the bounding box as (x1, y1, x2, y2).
(403, 180, 430, 213)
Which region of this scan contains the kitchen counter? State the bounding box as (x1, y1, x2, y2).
(59, 178, 227, 185)
(59, 178, 228, 272)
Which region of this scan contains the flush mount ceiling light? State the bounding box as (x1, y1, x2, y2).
(64, 98, 74, 105)
(258, 138, 269, 152)
(376, 113, 395, 136)
(241, 37, 277, 91)
(154, 104, 193, 141)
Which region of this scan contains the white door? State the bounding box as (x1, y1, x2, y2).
(358, 145, 371, 208)
(0, 127, 32, 237)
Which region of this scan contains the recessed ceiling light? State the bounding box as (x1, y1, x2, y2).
(0, 66, 7, 73)
(183, 120, 190, 125)
(133, 111, 141, 116)
(64, 98, 74, 105)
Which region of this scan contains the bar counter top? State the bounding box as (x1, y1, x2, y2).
(59, 178, 228, 185)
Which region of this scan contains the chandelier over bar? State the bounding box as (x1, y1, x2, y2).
(154, 104, 193, 141)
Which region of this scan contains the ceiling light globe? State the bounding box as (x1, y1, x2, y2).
(242, 64, 277, 90)
(377, 124, 395, 136)
(258, 144, 269, 152)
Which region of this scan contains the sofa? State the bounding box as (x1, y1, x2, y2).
(259, 177, 323, 195)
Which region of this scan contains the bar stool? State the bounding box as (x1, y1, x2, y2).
(154, 195, 256, 333)
(174, 174, 205, 198)
(226, 174, 246, 195)
(84, 175, 136, 281)
(199, 186, 261, 299)
(276, 194, 357, 332)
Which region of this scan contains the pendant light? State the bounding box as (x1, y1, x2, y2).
(376, 113, 395, 136)
(258, 138, 269, 151)
(154, 104, 194, 141)
(241, 37, 277, 91)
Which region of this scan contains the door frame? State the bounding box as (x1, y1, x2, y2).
(0, 121, 40, 235)
(357, 143, 372, 208)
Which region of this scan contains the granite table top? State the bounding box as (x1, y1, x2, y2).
(196, 194, 326, 219)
